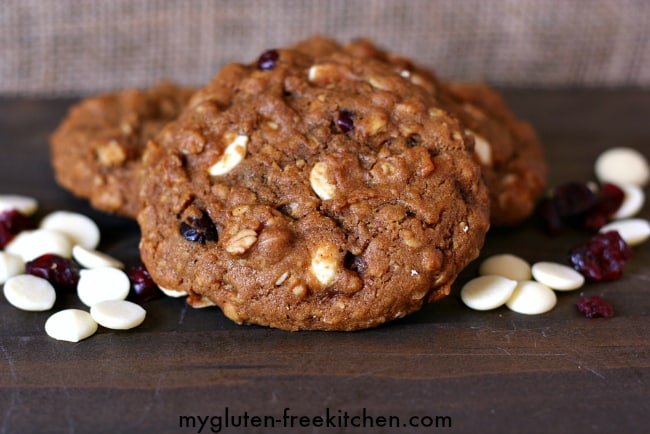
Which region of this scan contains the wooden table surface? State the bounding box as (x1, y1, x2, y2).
(1, 90, 649, 434)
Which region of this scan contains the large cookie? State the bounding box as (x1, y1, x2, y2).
(50, 82, 195, 218)
(137, 42, 490, 330)
(312, 37, 547, 227)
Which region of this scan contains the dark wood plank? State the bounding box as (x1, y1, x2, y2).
(1, 90, 648, 434)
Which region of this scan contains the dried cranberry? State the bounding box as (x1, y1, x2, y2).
(127, 264, 161, 303)
(597, 183, 625, 214)
(0, 209, 35, 248)
(582, 183, 625, 231)
(537, 197, 566, 236)
(406, 135, 421, 148)
(568, 231, 634, 281)
(344, 251, 366, 273)
(25, 254, 80, 291)
(257, 49, 279, 70)
(576, 295, 614, 318)
(336, 110, 355, 133)
(179, 213, 218, 244)
(582, 211, 609, 233)
(541, 182, 626, 233)
(552, 182, 597, 219)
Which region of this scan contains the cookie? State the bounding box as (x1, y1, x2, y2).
(438, 82, 547, 227)
(304, 37, 547, 227)
(137, 42, 490, 330)
(50, 82, 195, 218)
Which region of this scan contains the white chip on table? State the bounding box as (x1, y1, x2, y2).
(44, 309, 98, 342)
(478, 254, 531, 281)
(90, 300, 146, 330)
(531, 261, 585, 291)
(460, 275, 518, 311)
(39, 211, 101, 250)
(594, 147, 649, 187)
(0, 251, 26, 284)
(599, 218, 650, 246)
(72, 245, 124, 269)
(0, 194, 38, 215)
(3, 274, 56, 311)
(612, 183, 645, 219)
(158, 286, 188, 297)
(4, 228, 73, 261)
(77, 267, 130, 307)
(506, 280, 557, 315)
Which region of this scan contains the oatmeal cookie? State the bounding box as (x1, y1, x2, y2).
(137, 43, 490, 330)
(301, 37, 547, 227)
(437, 82, 547, 227)
(50, 82, 195, 218)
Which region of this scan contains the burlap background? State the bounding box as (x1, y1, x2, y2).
(2, 0, 649, 96)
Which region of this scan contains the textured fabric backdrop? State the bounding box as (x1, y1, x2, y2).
(2, 0, 649, 96)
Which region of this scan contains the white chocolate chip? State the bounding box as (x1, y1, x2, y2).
(531, 262, 585, 291)
(595, 147, 649, 187)
(0, 194, 38, 215)
(39, 211, 100, 250)
(308, 64, 327, 82)
(307, 63, 351, 85)
(368, 76, 393, 91)
(72, 245, 124, 269)
(311, 243, 339, 286)
(90, 300, 146, 330)
(0, 251, 25, 284)
(292, 284, 307, 297)
(45, 309, 98, 342)
(467, 130, 492, 166)
(506, 280, 557, 315)
(309, 161, 336, 200)
(5, 229, 73, 261)
(275, 271, 290, 286)
(209, 133, 248, 176)
(599, 218, 650, 246)
(158, 286, 188, 298)
(479, 254, 532, 281)
(3, 274, 56, 311)
(460, 275, 518, 311)
(188, 295, 216, 308)
(77, 267, 130, 307)
(612, 183, 645, 219)
(224, 229, 258, 254)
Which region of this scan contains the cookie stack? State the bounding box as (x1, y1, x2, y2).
(50, 36, 546, 331)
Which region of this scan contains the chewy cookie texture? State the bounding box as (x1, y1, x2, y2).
(323, 37, 547, 227)
(48, 36, 548, 331)
(137, 40, 490, 331)
(50, 82, 195, 218)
